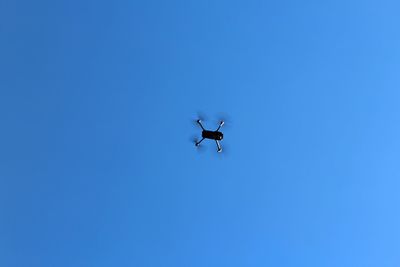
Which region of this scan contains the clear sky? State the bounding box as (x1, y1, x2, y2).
(1, 0, 400, 266)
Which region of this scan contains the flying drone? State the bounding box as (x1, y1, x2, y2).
(193, 118, 225, 153)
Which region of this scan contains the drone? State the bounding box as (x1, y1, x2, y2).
(194, 119, 225, 152)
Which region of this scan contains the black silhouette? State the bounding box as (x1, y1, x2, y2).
(194, 119, 224, 153)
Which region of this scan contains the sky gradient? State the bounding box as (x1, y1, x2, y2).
(1, 0, 400, 266)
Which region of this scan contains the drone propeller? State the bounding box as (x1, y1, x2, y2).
(190, 136, 206, 152)
(196, 111, 208, 122)
(215, 112, 232, 129)
(191, 111, 208, 128)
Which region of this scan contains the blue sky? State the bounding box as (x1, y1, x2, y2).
(1, 0, 400, 266)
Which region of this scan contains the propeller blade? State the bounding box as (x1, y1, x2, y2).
(189, 136, 206, 152)
(215, 112, 232, 129)
(196, 111, 208, 122)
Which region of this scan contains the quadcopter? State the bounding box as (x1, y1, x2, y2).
(194, 119, 225, 153)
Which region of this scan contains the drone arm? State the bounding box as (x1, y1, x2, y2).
(196, 137, 205, 146)
(215, 121, 224, 131)
(197, 120, 205, 130)
(215, 140, 222, 152)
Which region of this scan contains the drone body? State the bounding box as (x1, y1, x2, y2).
(201, 129, 223, 141)
(194, 119, 224, 152)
